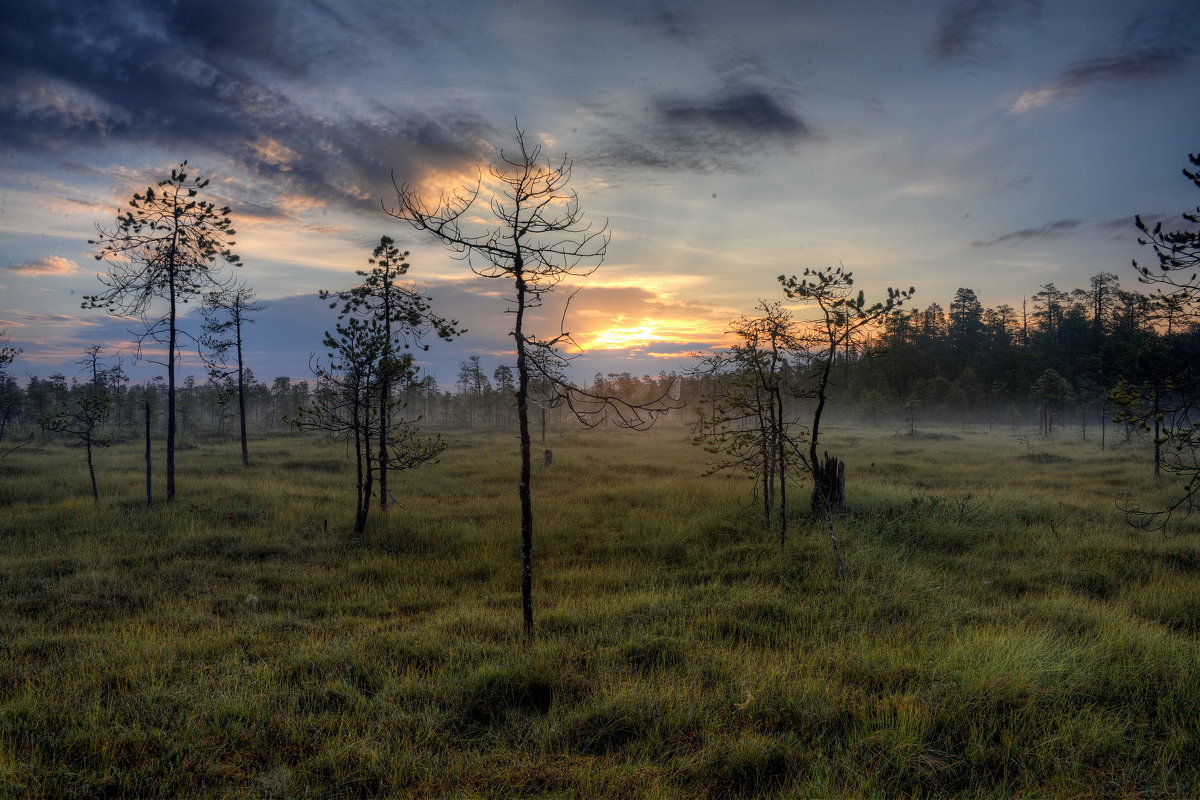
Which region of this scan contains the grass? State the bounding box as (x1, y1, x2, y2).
(0, 422, 1198, 798)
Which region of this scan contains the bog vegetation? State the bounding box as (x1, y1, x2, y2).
(0, 423, 1198, 798)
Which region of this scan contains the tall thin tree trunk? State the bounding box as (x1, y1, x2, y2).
(161, 214, 181, 502)
(379, 378, 389, 510)
(762, 436, 772, 529)
(145, 400, 152, 507)
(1153, 391, 1162, 479)
(379, 300, 392, 510)
(775, 389, 787, 548)
(167, 267, 177, 502)
(86, 438, 99, 505)
(514, 274, 534, 640)
(353, 396, 368, 534)
(1100, 401, 1106, 450)
(236, 322, 249, 466)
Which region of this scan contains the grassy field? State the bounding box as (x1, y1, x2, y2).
(0, 422, 1197, 798)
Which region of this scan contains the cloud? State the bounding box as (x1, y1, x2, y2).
(971, 218, 1082, 247)
(1010, 43, 1191, 113)
(658, 90, 810, 137)
(0, 0, 492, 216)
(586, 87, 816, 173)
(1058, 45, 1188, 86)
(1095, 215, 1142, 240)
(8, 256, 79, 276)
(1007, 2, 1198, 115)
(638, 5, 701, 44)
(1008, 87, 1058, 113)
(931, 0, 1041, 63)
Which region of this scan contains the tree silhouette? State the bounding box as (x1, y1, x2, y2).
(321, 237, 461, 510)
(694, 302, 805, 545)
(0, 330, 20, 452)
(387, 127, 674, 637)
(1030, 368, 1072, 436)
(780, 266, 914, 576)
(40, 346, 125, 504)
(201, 281, 266, 466)
(290, 318, 444, 534)
(1115, 152, 1200, 530)
(85, 162, 240, 501)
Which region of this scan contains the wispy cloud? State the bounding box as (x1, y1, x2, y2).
(931, 0, 1042, 63)
(1009, 43, 1191, 113)
(638, 5, 701, 45)
(1095, 215, 1141, 240)
(972, 218, 1082, 247)
(587, 87, 816, 173)
(8, 256, 80, 276)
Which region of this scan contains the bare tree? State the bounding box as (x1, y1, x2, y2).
(85, 162, 240, 501)
(387, 127, 674, 637)
(693, 302, 806, 546)
(201, 281, 266, 466)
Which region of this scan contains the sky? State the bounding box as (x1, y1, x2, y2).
(2, 0, 1198, 388)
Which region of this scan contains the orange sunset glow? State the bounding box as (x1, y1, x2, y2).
(572, 316, 729, 353)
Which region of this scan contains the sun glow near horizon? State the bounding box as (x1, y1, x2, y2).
(570, 314, 730, 354)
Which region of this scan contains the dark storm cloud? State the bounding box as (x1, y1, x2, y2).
(971, 218, 1082, 247)
(0, 0, 489, 212)
(931, 0, 1041, 62)
(587, 88, 815, 173)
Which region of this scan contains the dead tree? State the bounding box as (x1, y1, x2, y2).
(201, 281, 266, 466)
(387, 126, 677, 638)
(692, 302, 806, 547)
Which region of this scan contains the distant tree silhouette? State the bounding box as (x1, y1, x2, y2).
(85, 162, 240, 501)
(1115, 152, 1200, 530)
(492, 364, 516, 426)
(40, 346, 125, 503)
(457, 355, 490, 425)
(1030, 368, 1072, 436)
(0, 330, 20, 451)
(201, 280, 266, 466)
(388, 126, 675, 638)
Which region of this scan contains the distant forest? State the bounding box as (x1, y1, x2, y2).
(2, 270, 1194, 444)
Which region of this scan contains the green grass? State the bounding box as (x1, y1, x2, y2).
(1, 423, 1198, 798)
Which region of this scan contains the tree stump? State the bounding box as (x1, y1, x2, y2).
(543, 449, 553, 467)
(811, 451, 846, 515)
